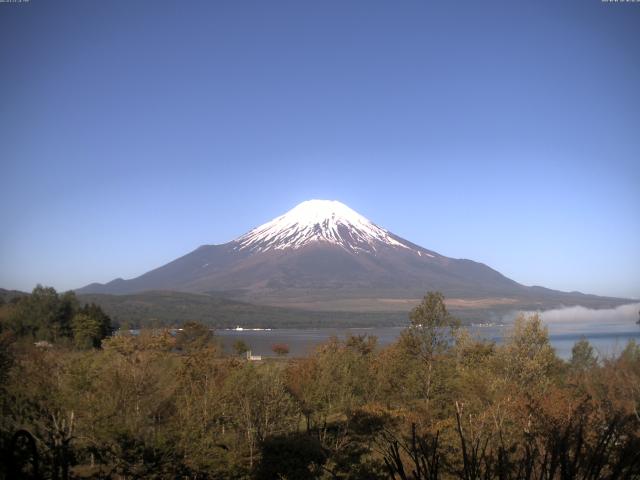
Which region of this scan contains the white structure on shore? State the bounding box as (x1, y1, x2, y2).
(246, 350, 262, 361)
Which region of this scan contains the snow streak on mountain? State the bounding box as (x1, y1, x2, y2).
(236, 200, 414, 254)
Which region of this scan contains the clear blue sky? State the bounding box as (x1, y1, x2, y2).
(1, 0, 638, 299)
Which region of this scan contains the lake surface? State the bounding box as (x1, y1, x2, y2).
(217, 302, 640, 359)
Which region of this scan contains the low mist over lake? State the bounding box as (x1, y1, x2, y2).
(524, 302, 640, 332)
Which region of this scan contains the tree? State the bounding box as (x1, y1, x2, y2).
(233, 339, 250, 356)
(5, 348, 78, 480)
(346, 334, 377, 355)
(0, 331, 15, 390)
(5, 286, 77, 342)
(286, 357, 323, 433)
(500, 313, 558, 389)
(173, 353, 234, 475)
(569, 337, 597, 373)
(175, 321, 216, 353)
(398, 292, 459, 407)
(56, 291, 79, 340)
(71, 303, 112, 349)
(402, 292, 459, 358)
(272, 343, 289, 356)
(72, 313, 102, 349)
(225, 363, 296, 468)
(77, 303, 112, 339)
(619, 338, 640, 364)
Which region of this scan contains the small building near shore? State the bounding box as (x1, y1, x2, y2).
(246, 350, 262, 361)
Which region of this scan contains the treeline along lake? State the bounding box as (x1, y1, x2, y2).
(216, 302, 640, 359)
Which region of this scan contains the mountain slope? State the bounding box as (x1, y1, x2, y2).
(78, 200, 631, 311)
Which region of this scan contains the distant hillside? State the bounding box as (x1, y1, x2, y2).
(0, 288, 29, 304)
(77, 291, 409, 329)
(6, 286, 632, 329)
(78, 290, 602, 329)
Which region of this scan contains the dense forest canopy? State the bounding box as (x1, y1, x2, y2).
(0, 289, 639, 479)
(1, 286, 112, 348)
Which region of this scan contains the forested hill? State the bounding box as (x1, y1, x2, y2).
(4, 287, 509, 329)
(0, 288, 28, 304)
(77, 291, 408, 329)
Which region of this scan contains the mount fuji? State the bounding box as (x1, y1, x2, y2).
(78, 200, 629, 314)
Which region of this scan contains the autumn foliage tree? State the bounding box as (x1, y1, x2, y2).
(271, 343, 289, 356)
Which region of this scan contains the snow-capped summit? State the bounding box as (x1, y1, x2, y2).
(77, 199, 631, 316)
(235, 199, 412, 253)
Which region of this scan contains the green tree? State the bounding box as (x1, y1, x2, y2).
(93, 331, 181, 477)
(225, 363, 296, 468)
(175, 321, 216, 353)
(619, 338, 640, 364)
(6, 286, 77, 342)
(77, 303, 112, 339)
(70, 303, 112, 349)
(72, 313, 102, 349)
(173, 353, 235, 475)
(569, 337, 598, 373)
(500, 313, 558, 390)
(57, 291, 79, 339)
(398, 292, 459, 407)
(0, 331, 15, 395)
(233, 339, 249, 356)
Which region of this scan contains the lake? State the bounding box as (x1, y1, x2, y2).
(216, 302, 640, 359)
